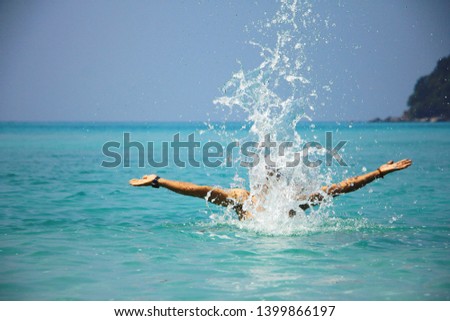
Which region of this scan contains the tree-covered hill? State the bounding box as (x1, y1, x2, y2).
(404, 55, 450, 121)
(371, 55, 450, 122)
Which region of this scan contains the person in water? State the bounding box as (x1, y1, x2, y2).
(129, 159, 412, 220)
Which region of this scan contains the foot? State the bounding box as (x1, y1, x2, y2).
(378, 159, 412, 176)
(129, 174, 158, 186)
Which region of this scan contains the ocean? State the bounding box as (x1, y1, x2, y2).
(0, 121, 449, 300)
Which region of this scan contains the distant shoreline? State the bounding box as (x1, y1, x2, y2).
(1, 120, 450, 126)
(369, 116, 449, 123)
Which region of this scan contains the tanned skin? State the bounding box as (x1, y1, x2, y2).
(129, 159, 412, 220)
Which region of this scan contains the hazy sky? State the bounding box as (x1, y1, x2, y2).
(1, 0, 449, 122)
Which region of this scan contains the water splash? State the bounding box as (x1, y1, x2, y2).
(211, 0, 339, 234)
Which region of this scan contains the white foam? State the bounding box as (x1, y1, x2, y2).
(212, 0, 336, 234)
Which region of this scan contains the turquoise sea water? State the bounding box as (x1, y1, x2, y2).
(0, 122, 449, 300)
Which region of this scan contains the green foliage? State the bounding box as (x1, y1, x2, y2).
(405, 55, 450, 120)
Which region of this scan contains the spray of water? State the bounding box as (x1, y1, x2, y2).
(209, 0, 359, 235)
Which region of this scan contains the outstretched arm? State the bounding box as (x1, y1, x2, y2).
(129, 174, 251, 219)
(130, 174, 231, 206)
(300, 159, 412, 209)
(323, 159, 412, 196)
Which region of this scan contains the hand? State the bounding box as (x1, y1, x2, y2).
(378, 159, 412, 176)
(129, 174, 158, 186)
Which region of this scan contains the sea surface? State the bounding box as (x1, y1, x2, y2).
(0, 121, 449, 300)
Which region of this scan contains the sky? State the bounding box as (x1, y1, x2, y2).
(0, 0, 449, 122)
